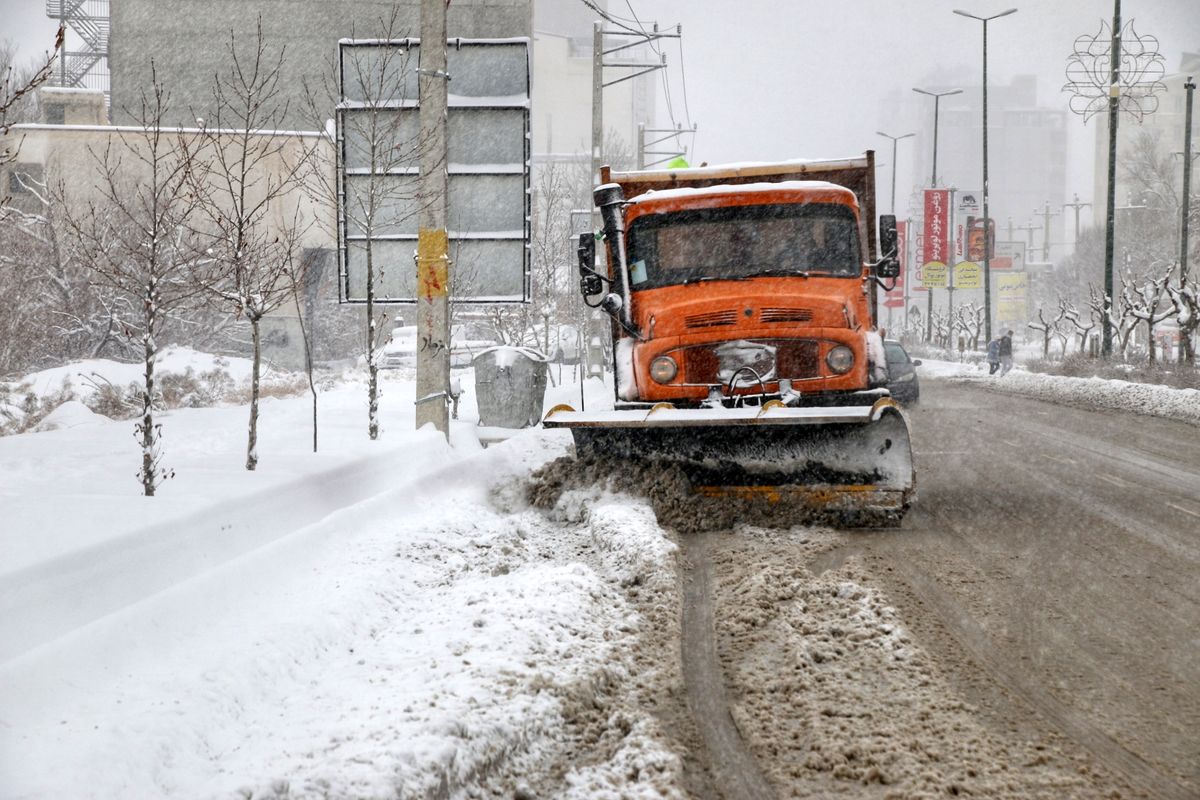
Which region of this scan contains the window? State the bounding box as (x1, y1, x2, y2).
(626, 202, 861, 289)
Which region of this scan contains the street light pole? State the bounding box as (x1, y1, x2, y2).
(913, 87, 963, 344)
(1181, 76, 1195, 286)
(912, 87, 963, 187)
(876, 130, 914, 214)
(955, 7, 1017, 345)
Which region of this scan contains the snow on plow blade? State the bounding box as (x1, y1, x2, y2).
(543, 398, 915, 523)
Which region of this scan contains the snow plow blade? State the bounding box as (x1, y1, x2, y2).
(543, 398, 915, 525)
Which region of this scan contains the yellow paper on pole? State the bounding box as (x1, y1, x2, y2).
(954, 260, 982, 289)
(922, 262, 948, 288)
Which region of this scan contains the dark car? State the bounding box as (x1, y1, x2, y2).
(884, 340, 921, 405)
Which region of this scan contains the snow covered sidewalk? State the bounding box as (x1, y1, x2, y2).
(0, 359, 690, 799)
(919, 359, 1200, 426)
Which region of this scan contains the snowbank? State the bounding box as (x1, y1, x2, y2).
(920, 359, 1200, 425)
(0, 355, 685, 798)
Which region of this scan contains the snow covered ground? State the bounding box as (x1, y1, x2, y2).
(917, 358, 1200, 426)
(1, 356, 691, 799)
(5, 347, 1195, 798)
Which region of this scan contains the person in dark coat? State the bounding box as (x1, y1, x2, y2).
(986, 338, 1001, 375)
(998, 330, 1014, 376)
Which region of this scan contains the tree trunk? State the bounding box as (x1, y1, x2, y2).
(366, 241, 379, 441)
(246, 317, 261, 470)
(140, 327, 157, 497)
(1147, 322, 1157, 366)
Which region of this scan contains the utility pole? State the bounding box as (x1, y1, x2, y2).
(638, 122, 697, 169)
(592, 21, 676, 185)
(1061, 193, 1091, 247)
(415, 0, 450, 435)
(1017, 219, 1042, 251)
(1036, 200, 1060, 261)
(592, 21, 603, 189)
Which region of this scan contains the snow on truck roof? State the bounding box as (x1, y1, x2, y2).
(625, 180, 857, 205)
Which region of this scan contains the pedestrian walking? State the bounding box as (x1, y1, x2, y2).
(986, 337, 1001, 375)
(998, 330, 1014, 376)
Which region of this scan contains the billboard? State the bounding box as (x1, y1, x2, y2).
(997, 272, 1029, 319)
(993, 240, 1025, 270)
(921, 189, 949, 288)
(337, 38, 531, 304)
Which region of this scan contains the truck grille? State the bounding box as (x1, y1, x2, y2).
(760, 307, 814, 323)
(684, 339, 820, 384)
(684, 310, 738, 328)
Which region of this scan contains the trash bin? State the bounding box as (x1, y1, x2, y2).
(473, 346, 550, 429)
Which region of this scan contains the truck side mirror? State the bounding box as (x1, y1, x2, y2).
(876, 214, 900, 279)
(577, 233, 602, 296)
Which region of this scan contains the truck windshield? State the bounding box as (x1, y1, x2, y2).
(626, 202, 861, 289)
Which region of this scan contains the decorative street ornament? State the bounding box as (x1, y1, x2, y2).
(1064, 19, 1165, 122)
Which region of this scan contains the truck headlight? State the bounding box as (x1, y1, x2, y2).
(650, 355, 678, 383)
(826, 345, 854, 374)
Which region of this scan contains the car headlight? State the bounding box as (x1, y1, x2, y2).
(826, 345, 854, 374)
(650, 355, 678, 383)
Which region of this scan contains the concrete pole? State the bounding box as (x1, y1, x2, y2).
(415, 0, 450, 435)
(592, 22, 603, 188)
(1062, 193, 1091, 247)
(1037, 200, 1060, 261)
(637, 122, 645, 170)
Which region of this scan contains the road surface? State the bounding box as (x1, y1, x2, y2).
(675, 377, 1199, 798)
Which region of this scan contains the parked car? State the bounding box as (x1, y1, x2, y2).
(378, 323, 502, 370)
(884, 339, 921, 405)
(521, 323, 581, 363)
(379, 325, 418, 369)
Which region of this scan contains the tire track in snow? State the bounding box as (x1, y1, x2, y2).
(679, 531, 777, 800)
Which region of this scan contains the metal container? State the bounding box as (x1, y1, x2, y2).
(473, 346, 550, 429)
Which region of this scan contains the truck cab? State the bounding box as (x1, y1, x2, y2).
(582, 156, 898, 409)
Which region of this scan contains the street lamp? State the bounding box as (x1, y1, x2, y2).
(912, 88, 963, 187)
(954, 6, 1017, 344)
(911, 88, 962, 343)
(876, 130, 914, 214)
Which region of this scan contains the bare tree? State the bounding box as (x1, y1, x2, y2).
(59, 67, 206, 495)
(1059, 297, 1096, 354)
(0, 25, 64, 202)
(1089, 282, 1138, 360)
(1027, 304, 1066, 359)
(952, 302, 985, 350)
(301, 9, 430, 440)
(185, 20, 315, 470)
(1124, 265, 1175, 365)
(1166, 277, 1198, 365)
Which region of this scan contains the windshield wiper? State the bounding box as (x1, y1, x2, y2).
(743, 269, 812, 279)
(681, 275, 747, 285)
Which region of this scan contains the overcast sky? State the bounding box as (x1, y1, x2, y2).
(637, 0, 1199, 224)
(4, 0, 1197, 220)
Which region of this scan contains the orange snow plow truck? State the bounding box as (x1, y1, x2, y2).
(543, 155, 915, 524)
